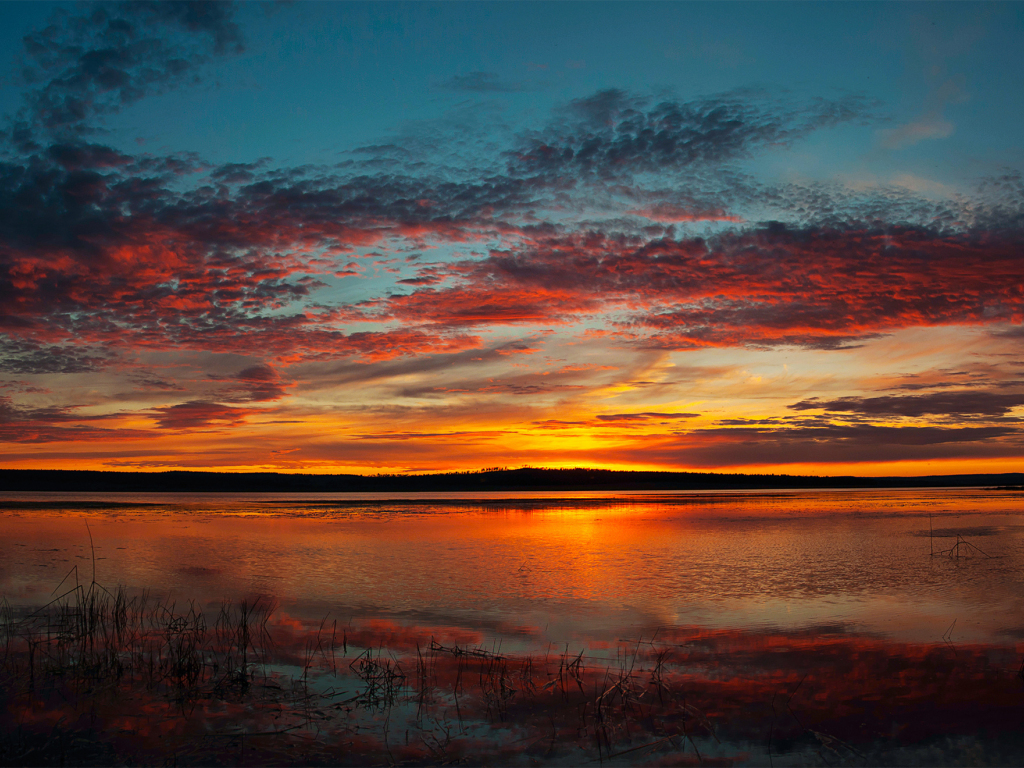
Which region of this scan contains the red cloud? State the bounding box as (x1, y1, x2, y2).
(150, 400, 260, 430)
(368, 224, 1024, 348)
(0, 153, 508, 368)
(626, 204, 744, 222)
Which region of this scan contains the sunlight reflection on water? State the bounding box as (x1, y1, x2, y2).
(3, 488, 1024, 647)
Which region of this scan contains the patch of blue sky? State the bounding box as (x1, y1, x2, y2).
(6, 1, 1023, 185)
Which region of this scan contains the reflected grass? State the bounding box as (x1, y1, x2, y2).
(3, 577, 1024, 766)
(0, 580, 750, 765)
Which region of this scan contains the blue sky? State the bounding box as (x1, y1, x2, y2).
(5, 2, 1022, 178)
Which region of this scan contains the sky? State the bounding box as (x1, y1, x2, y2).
(1, 1, 1023, 477)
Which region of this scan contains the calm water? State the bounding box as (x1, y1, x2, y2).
(3, 487, 1024, 646)
(4, 487, 1024, 765)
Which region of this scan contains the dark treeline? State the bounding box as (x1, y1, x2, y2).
(2, 467, 1024, 493)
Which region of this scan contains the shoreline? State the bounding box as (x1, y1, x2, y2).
(3, 467, 1024, 494)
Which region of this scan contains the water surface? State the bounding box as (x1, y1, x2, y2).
(3, 487, 1024, 765)
(4, 487, 1023, 646)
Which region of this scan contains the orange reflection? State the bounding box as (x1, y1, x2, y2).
(3, 488, 1024, 646)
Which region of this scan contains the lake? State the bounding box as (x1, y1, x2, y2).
(2, 487, 1024, 765)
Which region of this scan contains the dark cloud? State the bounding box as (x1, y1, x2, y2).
(714, 418, 785, 426)
(150, 400, 258, 430)
(46, 142, 134, 170)
(207, 364, 289, 402)
(209, 161, 266, 185)
(234, 364, 276, 382)
(1, 396, 78, 425)
(507, 89, 871, 178)
(478, 382, 585, 396)
(894, 381, 984, 391)
(351, 430, 496, 441)
(2, 64, 1004, 363)
(0, 339, 112, 374)
(790, 391, 1024, 418)
(992, 325, 1024, 339)
(598, 423, 1023, 468)
(0, 394, 149, 443)
(691, 424, 1018, 445)
(0, 379, 49, 394)
(0, 423, 152, 443)
(596, 412, 700, 422)
(18, 1, 243, 133)
(129, 376, 186, 392)
(976, 170, 1024, 230)
(0, 127, 1021, 375)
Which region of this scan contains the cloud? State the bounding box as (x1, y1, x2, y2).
(790, 391, 1024, 418)
(207, 364, 289, 402)
(370, 222, 1024, 350)
(18, 1, 243, 133)
(291, 340, 536, 393)
(0, 84, 925, 371)
(0, 394, 151, 443)
(992, 324, 1024, 339)
(595, 412, 700, 422)
(150, 400, 258, 430)
(596, 423, 1023, 468)
(878, 115, 954, 150)
(0, 339, 113, 374)
(0, 379, 49, 394)
(874, 15, 978, 154)
(0, 149, 500, 363)
(350, 429, 499, 441)
(0, 106, 1020, 477)
(1, 396, 82, 425)
(477, 382, 585, 396)
(0, 423, 152, 444)
(626, 204, 743, 223)
(507, 89, 871, 178)
(693, 423, 1017, 446)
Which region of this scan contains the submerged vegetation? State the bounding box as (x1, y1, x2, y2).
(3, 571, 1024, 766)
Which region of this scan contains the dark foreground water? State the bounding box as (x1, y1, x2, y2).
(2, 488, 1023, 765)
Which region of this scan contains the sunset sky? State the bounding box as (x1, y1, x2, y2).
(1, 1, 1023, 476)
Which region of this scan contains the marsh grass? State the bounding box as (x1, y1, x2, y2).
(927, 515, 995, 561)
(2, 584, 270, 708)
(0, 566, 295, 765)
(3, 574, 1024, 766)
(1, 578, 739, 766)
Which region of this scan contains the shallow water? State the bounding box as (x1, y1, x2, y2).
(3, 487, 1024, 646)
(3, 487, 1024, 765)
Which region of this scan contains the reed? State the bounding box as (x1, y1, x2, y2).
(928, 521, 995, 560)
(348, 645, 405, 710)
(4, 574, 1020, 766)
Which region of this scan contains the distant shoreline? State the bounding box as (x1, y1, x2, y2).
(2, 467, 1023, 493)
